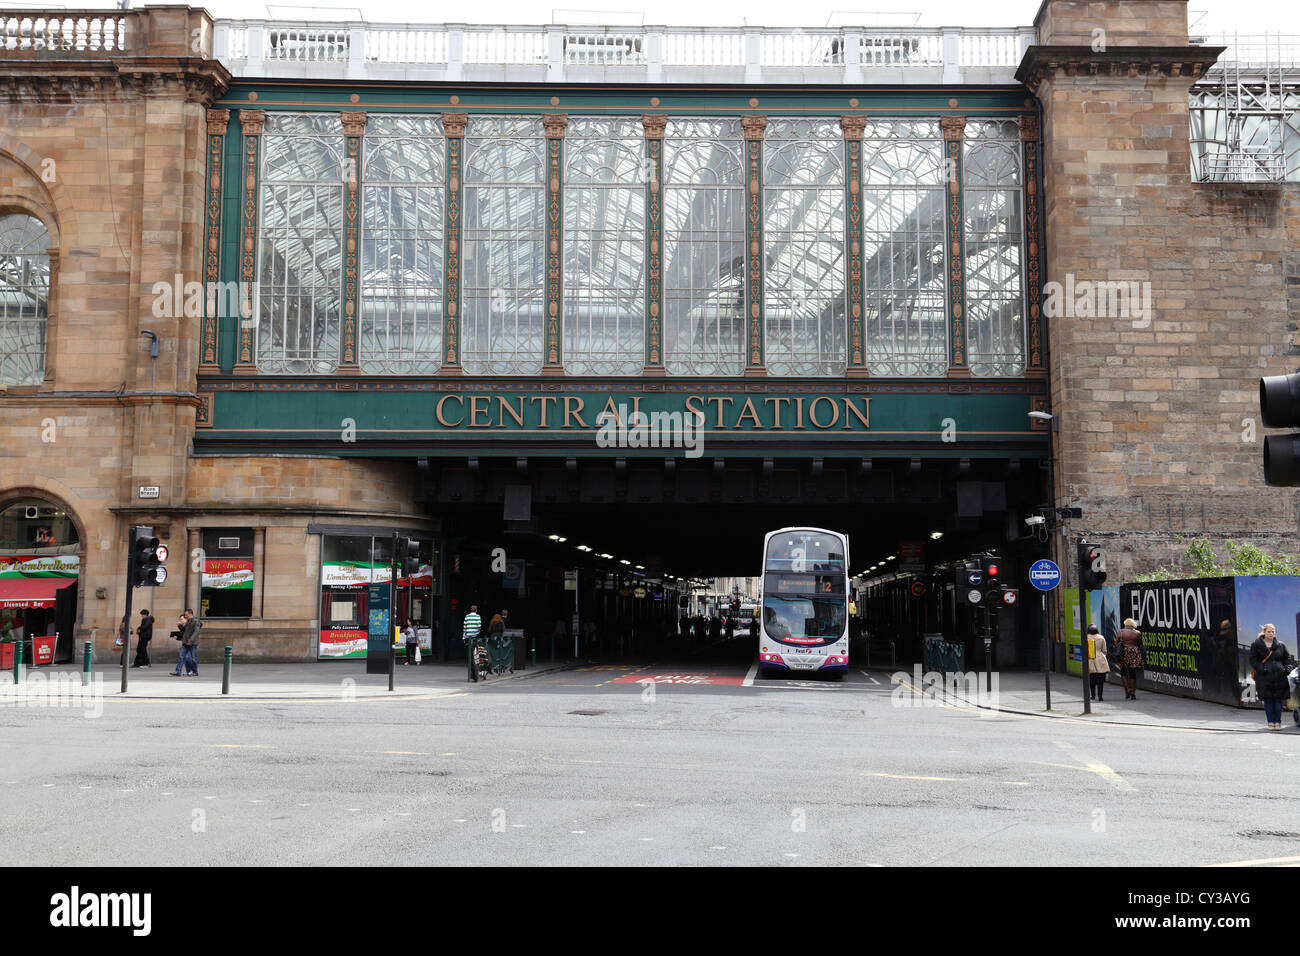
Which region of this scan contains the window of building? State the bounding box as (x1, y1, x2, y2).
(200, 528, 254, 619)
(361, 114, 444, 374)
(763, 118, 846, 377)
(563, 117, 646, 375)
(462, 115, 546, 374)
(661, 119, 746, 376)
(257, 113, 345, 373)
(861, 120, 948, 377)
(0, 213, 50, 386)
(963, 119, 1024, 377)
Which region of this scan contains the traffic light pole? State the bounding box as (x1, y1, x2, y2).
(1077, 538, 1091, 715)
(121, 538, 134, 695)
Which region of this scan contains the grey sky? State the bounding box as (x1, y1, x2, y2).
(6, 0, 1296, 33)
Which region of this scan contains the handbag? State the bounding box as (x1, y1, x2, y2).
(1253, 646, 1272, 682)
(414, 644, 421, 664)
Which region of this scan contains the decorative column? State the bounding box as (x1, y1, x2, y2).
(841, 114, 867, 378)
(741, 114, 767, 377)
(440, 112, 467, 375)
(339, 110, 366, 372)
(1020, 113, 1046, 378)
(542, 113, 568, 376)
(940, 114, 969, 377)
(200, 108, 229, 376)
(233, 109, 264, 374)
(642, 113, 667, 375)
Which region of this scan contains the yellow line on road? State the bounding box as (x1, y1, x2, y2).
(1049, 740, 1137, 792)
(861, 771, 959, 782)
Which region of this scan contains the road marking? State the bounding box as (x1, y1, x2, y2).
(1051, 740, 1136, 792)
(861, 772, 959, 782)
(211, 743, 273, 749)
(742, 660, 758, 687)
(382, 750, 431, 756)
(571, 830, 586, 834)
(860, 670, 880, 684)
(1003, 781, 1031, 786)
(1207, 854, 1300, 867)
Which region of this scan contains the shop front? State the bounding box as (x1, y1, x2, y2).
(0, 498, 82, 665)
(318, 533, 438, 660)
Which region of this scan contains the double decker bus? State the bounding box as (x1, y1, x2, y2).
(757, 528, 850, 679)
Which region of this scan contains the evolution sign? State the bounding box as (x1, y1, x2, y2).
(198, 385, 1045, 457)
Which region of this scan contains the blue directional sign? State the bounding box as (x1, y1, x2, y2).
(1029, 559, 1062, 592)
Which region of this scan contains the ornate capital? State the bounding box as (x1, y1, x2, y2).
(341, 110, 367, 137)
(238, 109, 265, 137)
(542, 113, 569, 138)
(642, 113, 668, 140)
(206, 108, 230, 136)
(1014, 45, 1226, 95)
(441, 111, 468, 137)
(840, 115, 866, 141)
(939, 115, 966, 142)
(741, 115, 768, 141)
(1018, 113, 1041, 142)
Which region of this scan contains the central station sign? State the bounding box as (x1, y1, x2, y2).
(196, 382, 1047, 458)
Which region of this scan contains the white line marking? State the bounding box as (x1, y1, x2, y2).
(860, 670, 880, 684)
(742, 660, 759, 687)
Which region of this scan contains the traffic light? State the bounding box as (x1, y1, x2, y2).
(979, 555, 1001, 591)
(129, 525, 167, 588)
(1078, 542, 1107, 589)
(1260, 369, 1300, 485)
(395, 536, 419, 578)
(956, 564, 984, 605)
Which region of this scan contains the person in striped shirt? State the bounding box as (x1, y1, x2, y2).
(463, 605, 483, 682)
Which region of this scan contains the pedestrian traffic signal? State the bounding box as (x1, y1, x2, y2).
(1078, 542, 1107, 589)
(1260, 369, 1300, 485)
(129, 525, 165, 587)
(956, 564, 984, 605)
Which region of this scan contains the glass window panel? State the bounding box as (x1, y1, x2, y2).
(564, 118, 645, 376)
(0, 213, 49, 386)
(862, 125, 947, 376)
(362, 115, 444, 374)
(257, 113, 344, 373)
(964, 132, 1024, 376)
(763, 119, 846, 377)
(662, 118, 746, 376)
(462, 115, 545, 375)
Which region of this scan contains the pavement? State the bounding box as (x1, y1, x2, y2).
(910, 666, 1290, 734)
(0, 657, 574, 700)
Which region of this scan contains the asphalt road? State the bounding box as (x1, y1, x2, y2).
(2, 647, 1297, 867)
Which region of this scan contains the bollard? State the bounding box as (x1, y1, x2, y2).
(530, 635, 536, 668)
(13, 638, 23, 685)
(388, 642, 396, 692)
(222, 646, 232, 695)
(82, 641, 92, 687)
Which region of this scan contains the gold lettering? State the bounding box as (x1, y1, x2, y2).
(842, 397, 871, 430)
(794, 396, 806, 429)
(763, 397, 790, 429)
(497, 396, 525, 428)
(809, 396, 839, 429)
(530, 396, 558, 428)
(706, 396, 734, 428)
(685, 395, 706, 426)
(436, 395, 465, 428)
(470, 395, 491, 427)
(598, 396, 623, 425)
(563, 396, 587, 429)
(631, 395, 643, 420)
(735, 397, 763, 429)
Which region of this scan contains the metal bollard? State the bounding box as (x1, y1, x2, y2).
(388, 642, 396, 692)
(12, 639, 23, 685)
(530, 636, 536, 668)
(222, 646, 232, 695)
(82, 641, 92, 687)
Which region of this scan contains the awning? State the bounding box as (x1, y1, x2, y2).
(0, 577, 75, 610)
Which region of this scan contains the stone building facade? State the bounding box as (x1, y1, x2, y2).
(0, 0, 1294, 663)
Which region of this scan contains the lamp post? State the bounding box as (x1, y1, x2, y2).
(1028, 409, 1058, 686)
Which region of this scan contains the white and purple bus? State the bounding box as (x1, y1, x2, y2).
(757, 527, 850, 680)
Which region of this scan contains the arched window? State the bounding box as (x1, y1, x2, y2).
(0, 213, 50, 386)
(0, 498, 79, 555)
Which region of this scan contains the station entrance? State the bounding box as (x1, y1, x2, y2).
(418, 454, 1051, 672)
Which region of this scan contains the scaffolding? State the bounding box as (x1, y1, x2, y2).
(1191, 32, 1300, 183)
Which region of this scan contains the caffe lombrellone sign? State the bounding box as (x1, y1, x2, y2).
(195, 384, 1046, 457)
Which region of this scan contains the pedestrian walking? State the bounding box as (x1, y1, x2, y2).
(462, 604, 482, 681)
(1086, 624, 1109, 701)
(402, 619, 419, 666)
(170, 609, 201, 676)
(1115, 617, 1143, 700)
(1250, 623, 1293, 730)
(132, 608, 154, 668)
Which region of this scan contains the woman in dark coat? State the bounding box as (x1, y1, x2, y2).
(1115, 618, 1143, 700)
(1250, 624, 1293, 730)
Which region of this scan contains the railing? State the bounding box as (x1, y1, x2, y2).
(0, 14, 128, 52)
(1192, 33, 1300, 71)
(208, 21, 1037, 83)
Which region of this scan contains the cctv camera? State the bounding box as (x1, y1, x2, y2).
(1025, 515, 1046, 527)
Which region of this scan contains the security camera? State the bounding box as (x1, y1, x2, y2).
(1025, 515, 1046, 527)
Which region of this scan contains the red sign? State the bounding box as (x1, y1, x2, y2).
(899, 541, 925, 572)
(609, 672, 745, 685)
(32, 635, 55, 665)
